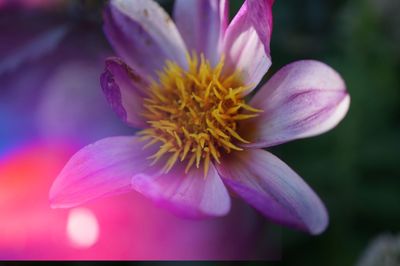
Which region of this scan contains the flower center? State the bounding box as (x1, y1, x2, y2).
(138, 53, 262, 176)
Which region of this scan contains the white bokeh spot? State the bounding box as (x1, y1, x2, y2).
(67, 208, 99, 249)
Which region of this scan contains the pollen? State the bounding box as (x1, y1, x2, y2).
(138, 53, 262, 177)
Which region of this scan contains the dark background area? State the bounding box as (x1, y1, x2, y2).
(266, 0, 400, 265)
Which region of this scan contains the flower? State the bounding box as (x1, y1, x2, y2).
(50, 0, 350, 235)
(0, 5, 277, 259)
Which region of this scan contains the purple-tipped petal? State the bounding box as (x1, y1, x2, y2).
(131, 163, 231, 218)
(217, 149, 328, 235)
(242, 60, 350, 148)
(101, 58, 148, 128)
(104, 0, 188, 78)
(222, 0, 273, 94)
(173, 0, 228, 65)
(50, 136, 155, 208)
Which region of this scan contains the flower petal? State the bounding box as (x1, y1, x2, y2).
(50, 136, 155, 208)
(100, 58, 148, 128)
(242, 60, 350, 148)
(217, 149, 328, 235)
(173, 0, 228, 65)
(131, 163, 230, 218)
(104, 0, 188, 78)
(222, 0, 273, 93)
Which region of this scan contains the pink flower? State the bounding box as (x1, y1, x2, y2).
(50, 0, 350, 235)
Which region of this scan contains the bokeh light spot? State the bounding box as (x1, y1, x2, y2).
(67, 208, 99, 249)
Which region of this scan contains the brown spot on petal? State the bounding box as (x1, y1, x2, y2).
(112, 58, 143, 83)
(125, 66, 142, 83)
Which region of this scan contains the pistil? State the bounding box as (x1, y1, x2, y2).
(138, 53, 262, 176)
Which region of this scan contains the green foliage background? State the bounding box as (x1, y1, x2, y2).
(245, 0, 399, 264)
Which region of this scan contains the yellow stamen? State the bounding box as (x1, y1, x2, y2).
(203, 150, 211, 178)
(138, 53, 262, 176)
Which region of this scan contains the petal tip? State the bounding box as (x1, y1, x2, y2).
(309, 221, 329, 235)
(246, 60, 350, 148)
(48, 136, 142, 210)
(307, 205, 329, 235)
(218, 149, 330, 235)
(48, 177, 78, 209)
(48, 177, 62, 208)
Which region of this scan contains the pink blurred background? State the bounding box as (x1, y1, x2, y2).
(0, 142, 279, 260)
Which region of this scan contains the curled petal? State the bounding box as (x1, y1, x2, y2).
(104, 0, 188, 78)
(242, 60, 350, 148)
(222, 0, 273, 94)
(217, 149, 328, 235)
(173, 0, 228, 65)
(131, 163, 230, 218)
(101, 58, 148, 128)
(50, 136, 155, 208)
